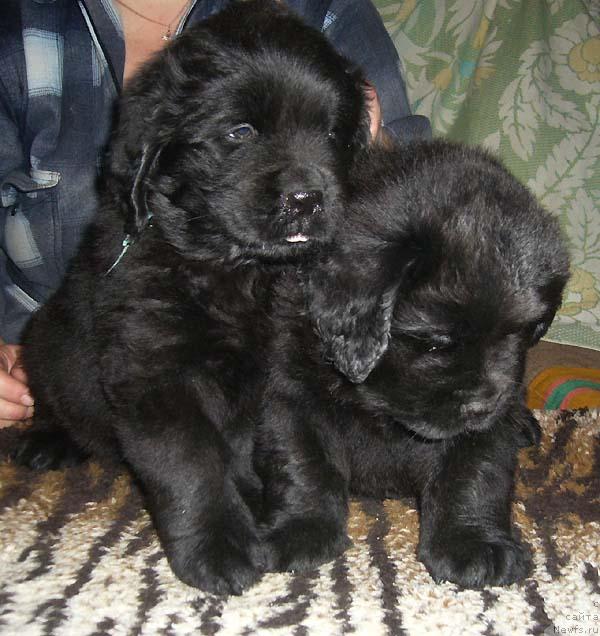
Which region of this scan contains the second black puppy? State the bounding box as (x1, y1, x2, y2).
(13, 0, 368, 595)
(259, 141, 570, 588)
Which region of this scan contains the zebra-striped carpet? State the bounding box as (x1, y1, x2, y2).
(0, 409, 598, 635)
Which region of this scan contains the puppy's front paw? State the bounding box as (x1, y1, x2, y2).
(264, 518, 351, 573)
(12, 429, 88, 471)
(419, 530, 530, 588)
(517, 408, 542, 447)
(167, 534, 267, 595)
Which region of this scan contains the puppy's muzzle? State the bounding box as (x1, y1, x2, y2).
(459, 390, 506, 433)
(277, 190, 327, 244)
(281, 190, 324, 217)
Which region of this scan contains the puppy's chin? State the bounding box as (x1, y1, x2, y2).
(221, 205, 340, 262)
(400, 400, 511, 441)
(400, 416, 493, 441)
(230, 236, 329, 262)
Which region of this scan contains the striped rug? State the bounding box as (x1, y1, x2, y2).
(527, 367, 600, 410)
(0, 409, 598, 636)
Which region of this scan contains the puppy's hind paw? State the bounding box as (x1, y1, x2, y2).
(419, 532, 531, 588)
(11, 429, 88, 471)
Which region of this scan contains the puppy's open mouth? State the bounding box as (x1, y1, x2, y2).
(285, 233, 309, 243)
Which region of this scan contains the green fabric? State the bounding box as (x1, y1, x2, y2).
(544, 379, 600, 409)
(377, 0, 600, 351)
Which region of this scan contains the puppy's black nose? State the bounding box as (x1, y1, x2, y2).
(281, 190, 323, 216)
(461, 392, 502, 421)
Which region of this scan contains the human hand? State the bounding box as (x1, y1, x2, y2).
(0, 341, 34, 427)
(363, 81, 384, 143)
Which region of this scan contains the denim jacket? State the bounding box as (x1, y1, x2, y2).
(0, 0, 430, 342)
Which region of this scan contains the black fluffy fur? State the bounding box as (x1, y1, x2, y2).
(257, 140, 570, 588)
(12, 0, 368, 595)
(12, 2, 570, 593)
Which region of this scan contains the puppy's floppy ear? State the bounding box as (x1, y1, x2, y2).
(126, 143, 162, 238)
(336, 65, 372, 154)
(104, 90, 166, 238)
(528, 277, 569, 346)
(307, 249, 401, 383)
(352, 81, 373, 151)
(530, 319, 551, 346)
(307, 228, 434, 383)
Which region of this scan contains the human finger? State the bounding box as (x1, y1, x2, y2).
(363, 80, 382, 142)
(0, 398, 34, 427)
(0, 366, 33, 408)
(10, 361, 29, 386)
(0, 343, 20, 374)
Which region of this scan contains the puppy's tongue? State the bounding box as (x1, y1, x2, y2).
(286, 234, 309, 243)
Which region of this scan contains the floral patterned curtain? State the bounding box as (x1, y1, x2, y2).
(377, 0, 600, 350)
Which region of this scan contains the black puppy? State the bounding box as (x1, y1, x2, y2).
(258, 141, 570, 588)
(13, 0, 368, 595)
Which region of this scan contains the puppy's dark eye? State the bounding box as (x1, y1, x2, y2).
(328, 129, 339, 142)
(418, 335, 455, 355)
(426, 340, 453, 353)
(226, 124, 258, 142)
(431, 335, 455, 351)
